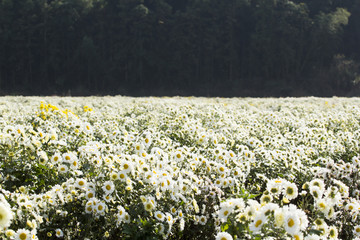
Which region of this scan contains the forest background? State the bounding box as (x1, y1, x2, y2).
(1, 0, 360, 97)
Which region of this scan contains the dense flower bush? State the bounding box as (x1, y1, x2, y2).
(0, 96, 360, 240)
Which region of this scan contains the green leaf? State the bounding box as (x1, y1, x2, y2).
(221, 224, 229, 231)
(249, 194, 260, 199)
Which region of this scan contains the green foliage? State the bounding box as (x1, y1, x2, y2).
(0, 0, 359, 96)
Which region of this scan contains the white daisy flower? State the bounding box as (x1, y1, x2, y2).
(14, 228, 31, 240)
(249, 212, 267, 234)
(154, 211, 165, 222)
(0, 201, 13, 228)
(218, 206, 232, 222)
(215, 231, 233, 240)
(198, 215, 207, 225)
(284, 211, 301, 236)
(75, 178, 87, 189)
(328, 225, 338, 239)
(55, 228, 64, 238)
(283, 181, 298, 200)
(58, 164, 68, 174)
(353, 225, 360, 237)
(51, 152, 63, 164)
(95, 202, 107, 215)
(102, 181, 115, 195)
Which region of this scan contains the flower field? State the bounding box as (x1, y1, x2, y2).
(1, 96, 360, 240)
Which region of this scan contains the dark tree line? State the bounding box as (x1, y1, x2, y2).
(0, 0, 360, 96)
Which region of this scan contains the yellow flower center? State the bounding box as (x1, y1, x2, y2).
(255, 219, 262, 228)
(288, 218, 295, 227)
(19, 233, 27, 240)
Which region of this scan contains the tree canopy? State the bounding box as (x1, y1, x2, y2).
(0, 0, 359, 96)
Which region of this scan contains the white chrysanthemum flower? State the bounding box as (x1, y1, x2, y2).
(58, 164, 68, 174)
(62, 152, 76, 163)
(51, 152, 62, 164)
(179, 218, 185, 231)
(283, 181, 298, 200)
(173, 150, 184, 161)
(134, 143, 144, 153)
(118, 171, 128, 182)
(218, 206, 233, 222)
(95, 201, 106, 215)
(70, 158, 79, 169)
(165, 212, 174, 225)
(102, 181, 115, 195)
(315, 198, 329, 213)
(121, 161, 133, 174)
(0, 201, 13, 228)
(304, 234, 321, 240)
(354, 225, 360, 237)
(328, 225, 338, 239)
(260, 194, 273, 205)
(55, 228, 64, 238)
(85, 189, 96, 200)
(14, 228, 31, 240)
(144, 201, 155, 212)
(292, 232, 304, 240)
(324, 205, 336, 220)
(309, 179, 325, 192)
(309, 185, 323, 199)
(333, 179, 349, 198)
(75, 178, 87, 189)
(249, 212, 267, 234)
(260, 203, 279, 217)
(215, 231, 233, 240)
(117, 206, 126, 220)
(198, 215, 207, 225)
(232, 198, 245, 211)
(314, 218, 325, 228)
(297, 209, 309, 232)
(267, 178, 283, 196)
(157, 223, 165, 234)
(284, 211, 301, 236)
(110, 171, 119, 181)
(154, 211, 165, 222)
(5, 229, 15, 238)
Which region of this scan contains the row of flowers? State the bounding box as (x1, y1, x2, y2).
(0, 96, 360, 239)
